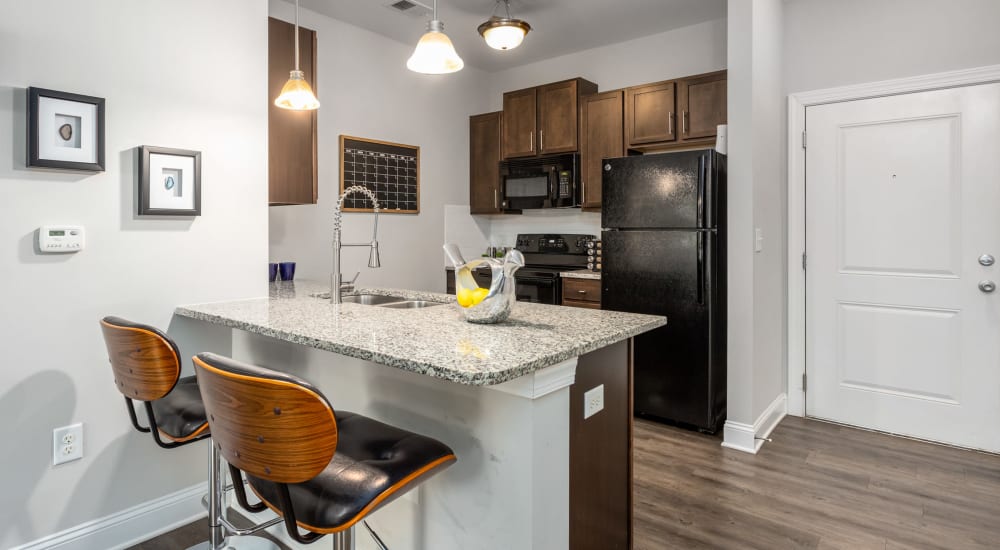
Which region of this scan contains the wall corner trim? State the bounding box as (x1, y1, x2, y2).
(10, 483, 206, 550)
(720, 393, 787, 454)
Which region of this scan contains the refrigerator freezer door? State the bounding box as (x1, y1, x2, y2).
(602, 150, 714, 230)
(602, 229, 722, 430)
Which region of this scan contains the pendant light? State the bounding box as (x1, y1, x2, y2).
(274, 0, 320, 110)
(407, 0, 464, 74)
(478, 0, 531, 51)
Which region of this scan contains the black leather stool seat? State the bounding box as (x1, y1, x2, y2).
(247, 410, 456, 533)
(151, 376, 209, 441)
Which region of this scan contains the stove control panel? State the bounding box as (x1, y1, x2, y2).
(515, 233, 595, 255)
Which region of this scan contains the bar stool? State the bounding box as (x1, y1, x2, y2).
(193, 352, 457, 549)
(101, 317, 280, 550)
(100, 316, 211, 447)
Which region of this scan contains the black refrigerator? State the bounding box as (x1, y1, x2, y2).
(601, 149, 726, 433)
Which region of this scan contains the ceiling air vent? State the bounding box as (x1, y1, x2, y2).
(384, 0, 432, 18)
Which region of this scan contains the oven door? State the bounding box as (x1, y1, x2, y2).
(514, 273, 560, 304)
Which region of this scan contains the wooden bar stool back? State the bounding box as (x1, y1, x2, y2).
(100, 316, 210, 448)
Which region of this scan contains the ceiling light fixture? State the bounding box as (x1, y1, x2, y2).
(406, 0, 464, 74)
(478, 0, 531, 51)
(274, 0, 320, 110)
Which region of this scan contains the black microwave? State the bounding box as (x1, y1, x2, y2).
(499, 153, 580, 210)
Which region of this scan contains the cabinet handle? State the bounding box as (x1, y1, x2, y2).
(494, 188, 498, 209)
(668, 112, 674, 135)
(540, 130, 544, 151)
(581, 180, 586, 204)
(682, 110, 688, 135)
(529, 132, 534, 152)
(578, 289, 587, 294)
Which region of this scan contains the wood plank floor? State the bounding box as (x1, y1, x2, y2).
(133, 415, 1000, 550)
(634, 416, 1000, 550)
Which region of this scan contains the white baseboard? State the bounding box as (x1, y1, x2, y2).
(721, 393, 787, 454)
(11, 483, 207, 550)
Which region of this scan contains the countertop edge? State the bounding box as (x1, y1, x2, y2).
(173, 305, 664, 387)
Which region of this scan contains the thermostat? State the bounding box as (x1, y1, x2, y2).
(38, 225, 84, 253)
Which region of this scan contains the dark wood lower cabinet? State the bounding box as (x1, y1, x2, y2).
(570, 340, 632, 550)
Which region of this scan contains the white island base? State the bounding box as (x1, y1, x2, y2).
(228, 329, 579, 550)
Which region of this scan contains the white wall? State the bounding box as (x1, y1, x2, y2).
(783, 0, 1000, 94)
(267, 0, 493, 293)
(724, 0, 785, 439)
(0, 0, 269, 547)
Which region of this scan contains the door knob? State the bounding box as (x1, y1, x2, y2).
(979, 254, 995, 267)
(979, 280, 996, 293)
(604, 164, 611, 171)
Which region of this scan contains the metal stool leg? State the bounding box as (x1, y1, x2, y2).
(332, 527, 355, 550)
(362, 521, 388, 550)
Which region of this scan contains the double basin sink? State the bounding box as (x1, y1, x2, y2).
(341, 294, 446, 309)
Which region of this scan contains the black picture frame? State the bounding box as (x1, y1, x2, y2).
(138, 146, 202, 216)
(27, 87, 106, 171)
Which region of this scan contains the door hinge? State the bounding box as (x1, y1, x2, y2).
(802, 372, 807, 391)
(801, 131, 807, 149)
(801, 252, 807, 270)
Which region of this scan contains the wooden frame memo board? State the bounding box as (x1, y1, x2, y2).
(339, 135, 420, 214)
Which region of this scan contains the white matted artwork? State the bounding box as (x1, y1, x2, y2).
(138, 146, 202, 216)
(28, 87, 105, 171)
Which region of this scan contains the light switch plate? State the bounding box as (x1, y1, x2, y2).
(754, 228, 763, 253)
(583, 385, 604, 419)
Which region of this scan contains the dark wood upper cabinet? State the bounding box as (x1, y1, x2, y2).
(502, 88, 537, 158)
(538, 80, 580, 154)
(625, 81, 676, 146)
(580, 90, 624, 210)
(469, 112, 502, 214)
(268, 17, 318, 206)
(677, 70, 727, 141)
(503, 78, 598, 159)
(625, 70, 727, 150)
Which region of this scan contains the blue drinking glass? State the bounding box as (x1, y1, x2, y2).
(269, 263, 278, 282)
(278, 261, 296, 281)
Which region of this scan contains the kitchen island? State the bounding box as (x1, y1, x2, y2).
(175, 280, 665, 550)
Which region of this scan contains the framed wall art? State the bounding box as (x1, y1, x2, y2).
(138, 146, 202, 216)
(27, 87, 106, 171)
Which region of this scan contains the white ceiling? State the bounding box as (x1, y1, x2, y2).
(294, 0, 728, 72)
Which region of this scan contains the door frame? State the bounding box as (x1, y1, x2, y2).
(786, 64, 1000, 417)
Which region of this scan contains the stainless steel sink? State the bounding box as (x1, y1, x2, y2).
(378, 300, 447, 309)
(341, 294, 407, 305)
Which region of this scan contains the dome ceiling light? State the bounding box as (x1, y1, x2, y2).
(478, 0, 531, 51)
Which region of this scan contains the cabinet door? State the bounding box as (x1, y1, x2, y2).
(678, 71, 726, 141)
(268, 17, 318, 205)
(538, 80, 579, 154)
(502, 88, 537, 158)
(469, 112, 502, 214)
(580, 90, 624, 209)
(625, 81, 676, 147)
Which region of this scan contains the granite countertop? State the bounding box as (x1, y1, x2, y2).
(175, 280, 664, 387)
(561, 269, 601, 280)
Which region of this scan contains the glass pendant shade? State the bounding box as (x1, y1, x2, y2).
(407, 24, 464, 74)
(274, 70, 320, 110)
(479, 20, 529, 50)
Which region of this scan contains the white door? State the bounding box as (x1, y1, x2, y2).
(806, 83, 1000, 452)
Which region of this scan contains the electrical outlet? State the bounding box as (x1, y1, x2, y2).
(583, 385, 604, 419)
(53, 423, 83, 466)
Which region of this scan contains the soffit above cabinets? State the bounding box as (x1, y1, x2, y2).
(287, 0, 726, 72)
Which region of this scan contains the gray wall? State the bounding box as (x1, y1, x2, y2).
(267, 0, 493, 293)
(0, 0, 269, 547)
(784, 0, 1000, 94)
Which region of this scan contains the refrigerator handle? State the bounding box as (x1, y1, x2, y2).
(697, 232, 705, 306)
(697, 155, 706, 229)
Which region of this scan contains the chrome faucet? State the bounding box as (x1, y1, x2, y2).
(332, 186, 381, 304)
